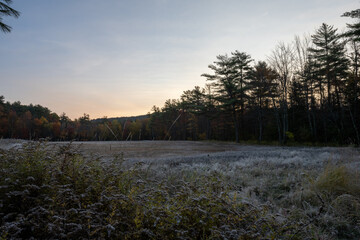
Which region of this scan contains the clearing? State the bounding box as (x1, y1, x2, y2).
(1, 139, 358, 168)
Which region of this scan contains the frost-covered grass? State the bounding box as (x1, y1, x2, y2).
(1, 142, 360, 239)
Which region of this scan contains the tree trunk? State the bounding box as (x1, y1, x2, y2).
(272, 98, 282, 144)
(305, 88, 314, 140)
(312, 110, 317, 142)
(282, 100, 288, 144)
(258, 107, 263, 142)
(322, 111, 328, 143)
(232, 109, 239, 143)
(349, 106, 360, 146)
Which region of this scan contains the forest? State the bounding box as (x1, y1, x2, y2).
(1, 9, 360, 146)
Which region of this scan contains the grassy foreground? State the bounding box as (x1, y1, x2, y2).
(0, 142, 359, 239)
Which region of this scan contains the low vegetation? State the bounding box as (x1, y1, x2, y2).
(1, 142, 359, 239)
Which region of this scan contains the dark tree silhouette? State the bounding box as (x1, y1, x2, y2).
(248, 61, 278, 142)
(0, 0, 20, 33)
(342, 9, 360, 42)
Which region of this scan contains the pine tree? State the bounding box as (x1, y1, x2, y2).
(342, 10, 360, 145)
(309, 23, 349, 143)
(309, 23, 349, 108)
(0, 0, 20, 33)
(248, 61, 278, 142)
(202, 54, 240, 142)
(231, 51, 253, 140)
(342, 9, 360, 42)
(181, 86, 207, 139)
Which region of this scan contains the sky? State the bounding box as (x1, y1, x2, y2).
(1, 0, 359, 119)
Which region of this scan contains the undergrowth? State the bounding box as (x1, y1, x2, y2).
(0, 142, 359, 239)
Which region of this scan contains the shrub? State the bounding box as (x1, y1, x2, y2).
(285, 131, 295, 142)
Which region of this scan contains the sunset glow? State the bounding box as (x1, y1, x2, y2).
(1, 0, 358, 119)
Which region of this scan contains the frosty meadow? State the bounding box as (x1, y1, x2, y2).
(1, 140, 360, 238)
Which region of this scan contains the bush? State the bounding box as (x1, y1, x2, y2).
(285, 131, 295, 142)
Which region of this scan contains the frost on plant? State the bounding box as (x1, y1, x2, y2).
(0, 141, 359, 239)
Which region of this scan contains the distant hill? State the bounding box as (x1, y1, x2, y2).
(92, 114, 149, 123)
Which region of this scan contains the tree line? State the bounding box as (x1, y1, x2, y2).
(148, 10, 360, 145)
(1, 9, 359, 145)
(0, 97, 152, 141)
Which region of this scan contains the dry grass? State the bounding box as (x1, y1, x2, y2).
(315, 164, 360, 197)
(1, 140, 359, 239)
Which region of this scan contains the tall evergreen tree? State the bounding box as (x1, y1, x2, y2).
(231, 51, 253, 140)
(309, 23, 349, 107)
(248, 61, 278, 142)
(309, 23, 349, 143)
(202, 54, 241, 142)
(181, 86, 206, 139)
(342, 10, 360, 145)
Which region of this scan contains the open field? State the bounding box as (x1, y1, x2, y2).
(1, 140, 360, 239)
(2, 139, 356, 163)
(3, 139, 359, 171)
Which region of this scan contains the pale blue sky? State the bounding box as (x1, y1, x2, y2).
(1, 0, 358, 119)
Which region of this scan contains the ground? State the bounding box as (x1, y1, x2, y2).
(1, 139, 360, 238)
(2, 139, 359, 178)
(1, 139, 358, 166)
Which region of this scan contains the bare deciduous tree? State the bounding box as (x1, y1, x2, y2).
(268, 42, 296, 143)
